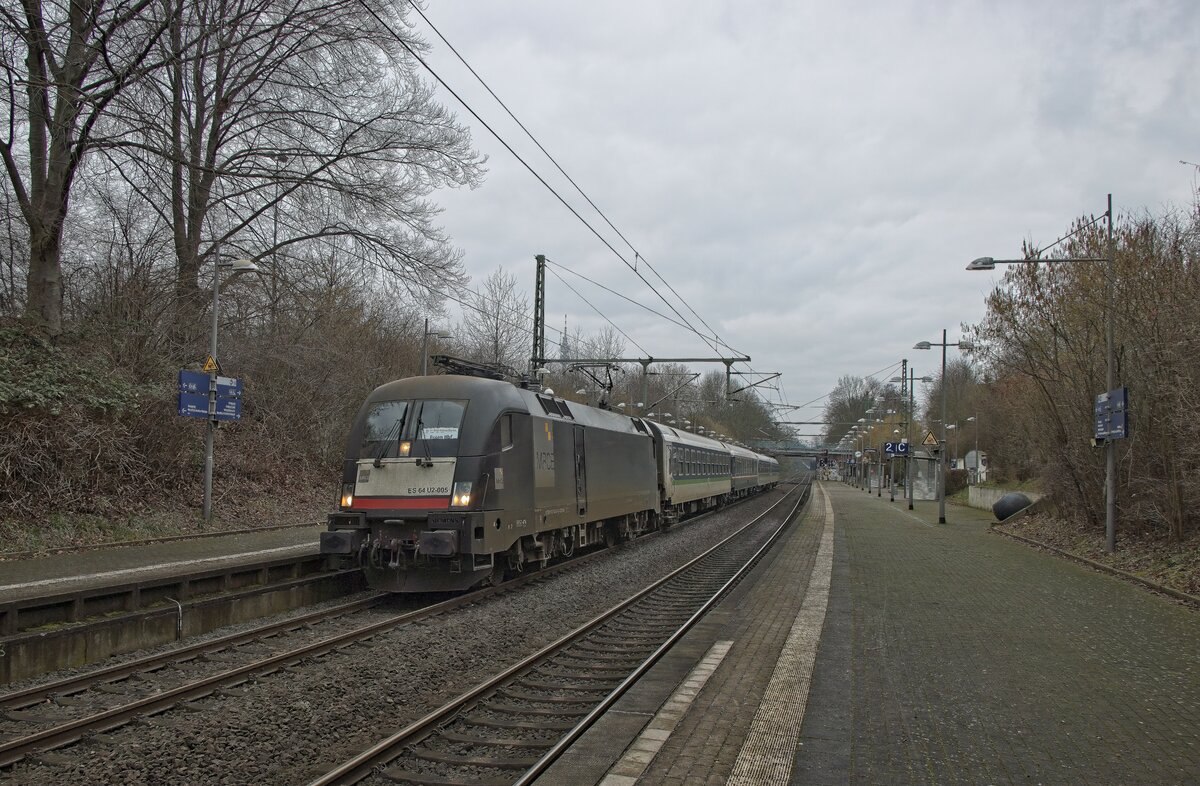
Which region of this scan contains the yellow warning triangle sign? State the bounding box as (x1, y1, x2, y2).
(922, 430, 938, 447)
(202, 356, 218, 373)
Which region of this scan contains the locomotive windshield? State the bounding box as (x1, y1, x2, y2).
(361, 400, 408, 456)
(357, 398, 467, 459)
(415, 399, 466, 440)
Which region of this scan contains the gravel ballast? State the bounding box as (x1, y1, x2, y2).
(2, 489, 795, 786)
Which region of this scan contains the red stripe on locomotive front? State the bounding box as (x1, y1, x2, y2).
(352, 497, 451, 510)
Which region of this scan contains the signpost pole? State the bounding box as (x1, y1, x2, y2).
(1104, 193, 1117, 553)
(203, 252, 220, 522)
(908, 368, 915, 510)
(889, 451, 896, 502)
(877, 445, 883, 497)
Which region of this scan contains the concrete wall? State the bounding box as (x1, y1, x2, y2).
(0, 570, 365, 684)
(967, 485, 1042, 512)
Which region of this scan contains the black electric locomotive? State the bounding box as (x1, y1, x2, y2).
(322, 373, 779, 592)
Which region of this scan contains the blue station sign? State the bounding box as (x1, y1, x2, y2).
(1094, 387, 1129, 441)
(177, 369, 244, 421)
(884, 441, 909, 455)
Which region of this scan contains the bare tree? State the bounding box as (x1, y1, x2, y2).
(821, 374, 883, 445)
(458, 267, 530, 373)
(97, 0, 483, 344)
(972, 209, 1200, 540)
(0, 0, 171, 338)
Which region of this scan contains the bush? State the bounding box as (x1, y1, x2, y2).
(0, 327, 163, 513)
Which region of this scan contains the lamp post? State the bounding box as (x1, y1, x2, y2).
(946, 423, 958, 466)
(967, 414, 979, 483)
(914, 331, 974, 524)
(421, 318, 453, 376)
(204, 256, 260, 522)
(858, 416, 869, 491)
(909, 372, 932, 509)
(968, 193, 1116, 551)
(876, 424, 884, 498)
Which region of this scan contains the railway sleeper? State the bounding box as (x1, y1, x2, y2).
(481, 701, 591, 718)
(461, 714, 577, 731)
(380, 768, 512, 786)
(496, 688, 596, 705)
(439, 730, 557, 748)
(407, 748, 541, 770)
(513, 678, 612, 693)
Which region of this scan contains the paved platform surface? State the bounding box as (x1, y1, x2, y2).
(0, 525, 324, 603)
(540, 481, 1200, 785)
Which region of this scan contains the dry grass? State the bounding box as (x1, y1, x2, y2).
(0, 467, 335, 554)
(998, 513, 1200, 597)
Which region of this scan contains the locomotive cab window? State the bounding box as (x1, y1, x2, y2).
(358, 398, 469, 460)
(359, 400, 409, 458)
(412, 399, 468, 457)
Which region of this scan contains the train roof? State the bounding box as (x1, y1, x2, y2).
(644, 421, 729, 451)
(363, 375, 650, 440)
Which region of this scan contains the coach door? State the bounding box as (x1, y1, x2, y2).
(573, 425, 587, 516)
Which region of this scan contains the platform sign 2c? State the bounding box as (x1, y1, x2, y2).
(884, 441, 909, 455)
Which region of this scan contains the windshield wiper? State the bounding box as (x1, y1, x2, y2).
(372, 412, 406, 468)
(415, 414, 435, 467)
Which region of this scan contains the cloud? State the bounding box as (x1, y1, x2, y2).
(419, 0, 1200, 435)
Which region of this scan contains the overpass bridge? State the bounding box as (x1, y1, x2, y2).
(746, 439, 851, 459)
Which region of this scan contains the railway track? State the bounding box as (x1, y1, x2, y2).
(307, 478, 811, 786)
(0, 546, 612, 769)
(0, 489, 776, 770)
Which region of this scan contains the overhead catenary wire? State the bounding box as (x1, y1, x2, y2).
(359, 1, 727, 358)
(404, 0, 730, 356)
(546, 266, 649, 357)
(305, 234, 569, 357)
(546, 257, 739, 352)
(403, 3, 790, 412)
(409, 0, 788, 406)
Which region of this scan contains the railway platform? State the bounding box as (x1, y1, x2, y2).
(538, 481, 1200, 786)
(0, 524, 324, 605)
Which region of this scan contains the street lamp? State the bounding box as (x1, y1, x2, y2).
(969, 194, 1116, 551)
(421, 318, 453, 376)
(908, 373, 932, 509)
(914, 331, 974, 524)
(204, 256, 260, 522)
(967, 414, 980, 483)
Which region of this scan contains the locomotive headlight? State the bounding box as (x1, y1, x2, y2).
(399, 441, 412, 457)
(340, 483, 355, 509)
(450, 481, 473, 508)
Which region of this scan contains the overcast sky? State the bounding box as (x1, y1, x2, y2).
(414, 0, 1197, 440)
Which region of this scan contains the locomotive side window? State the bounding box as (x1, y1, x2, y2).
(360, 400, 409, 457)
(500, 414, 513, 449)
